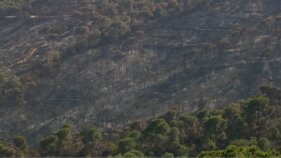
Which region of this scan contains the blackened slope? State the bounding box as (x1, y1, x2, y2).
(0, 0, 280, 142)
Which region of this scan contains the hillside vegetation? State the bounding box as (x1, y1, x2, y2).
(0, 0, 34, 11)
(0, 0, 281, 145)
(0, 86, 280, 157)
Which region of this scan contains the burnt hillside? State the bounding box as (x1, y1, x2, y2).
(0, 0, 281, 142)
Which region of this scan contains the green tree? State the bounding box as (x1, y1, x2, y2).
(144, 119, 170, 137)
(257, 138, 271, 151)
(118, 137, 136, 153)
(169, 127, 180, 145)
(162, 152, 174, 158)
(39, 135, 59, 156)
(123, 150, 144, 157)
(198, 145, 280, 157)
(242, 97, 270, 134)
(173, 144, 188, 156)
(81, 128, 102, 144)
(155, 121, 171, 135)
(204, 115, 222, 137)
(128, 130, 141, 140)
(231, 138, 256, 147)
(56, 125, 72, 141)
(224, 104, 249, 140)
(0, 143, 16, 157)
(13, 136, 27, 150)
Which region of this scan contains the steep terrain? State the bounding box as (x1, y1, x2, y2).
(0, 0, 281, 142)
(0, 86, 281, 157)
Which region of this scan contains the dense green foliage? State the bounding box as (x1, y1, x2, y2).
(0, 86, 280, 157)
(63, 0, 194, 56)
(198, 145, 279, 157)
